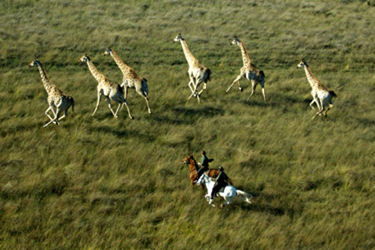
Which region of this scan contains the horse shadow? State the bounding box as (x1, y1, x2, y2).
(222, 190, 303, 218)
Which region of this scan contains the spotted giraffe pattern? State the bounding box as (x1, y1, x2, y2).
(174, 34, 211, 103)
(103, 48, 151, 114)
(297, 59, 337, 119)
(79, 55, 133, 119)
(227, 37, 266, 102)
(29, 59, 74, 127)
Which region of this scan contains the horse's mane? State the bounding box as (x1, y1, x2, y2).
(189, 155, 199, 171)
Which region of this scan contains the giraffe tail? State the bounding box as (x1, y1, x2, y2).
(70, 96, 75, 112)
(142, 78, 149, 97)
(206, 68, 212, 82)
(329, 90, 337, 98)
(259, 70, 265, 78)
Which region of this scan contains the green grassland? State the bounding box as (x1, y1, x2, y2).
(1, 0, 375, 249)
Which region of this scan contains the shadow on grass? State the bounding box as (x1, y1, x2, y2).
(1, 121, 41, 137)
(239, 92, 310, 108)
(223, 191, 303, 218)
(150, 105, 224, 125)
(173, 106, 224, 118)
(244, 203, 300, 217)
(87, 124, 156, 142)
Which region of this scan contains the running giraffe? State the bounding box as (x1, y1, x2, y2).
(227, 37, 266, 102)
(79, 55, 133, 119)
(29, 59, 74, 127)
(297, 59, 337, 119)
(173, 34, 212, 103)
(102, 48, 151, 114)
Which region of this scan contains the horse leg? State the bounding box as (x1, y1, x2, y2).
(220, 197, 232, 209)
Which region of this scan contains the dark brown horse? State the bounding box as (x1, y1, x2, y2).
(182, 155, 233, 188)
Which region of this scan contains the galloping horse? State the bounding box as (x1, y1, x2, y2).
(182, 155, 233, 188)
(196, 173, 252, 208)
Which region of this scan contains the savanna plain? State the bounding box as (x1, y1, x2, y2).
(1, 0, 375, 249)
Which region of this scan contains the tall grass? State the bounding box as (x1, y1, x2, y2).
(1, 0, 375, 249)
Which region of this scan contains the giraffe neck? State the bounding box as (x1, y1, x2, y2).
(86, 60, 105, 82)
(303, 65, 320, 88)
(238, 41, 252, 68)
(180, 39, 199, 68)
(36, 63, 55, 94)
(110, 50, 133, 75)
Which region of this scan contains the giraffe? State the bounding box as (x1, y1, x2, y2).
(29, 59, 74, 127)
(297, 59, 337, 119)
(79, 55, 133, 119)
(102, 48, 151, 114)
(227, 37, 266, 102)
(173, 34, 212, 103)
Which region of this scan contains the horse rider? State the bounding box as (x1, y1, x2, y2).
(197, 150, 214, 179)
(211, 166, 229, 200)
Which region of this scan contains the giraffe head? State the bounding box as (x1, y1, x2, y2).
(297, 59, 308, 69)
(29, 59, 40, 67)
(173, 33, 184, 43)
(231, 37, 241, 46)
(78, 55, 90, 63)
(102, 48, 113, 56)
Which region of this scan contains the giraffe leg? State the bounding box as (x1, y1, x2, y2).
(187, 80, 196, 100)
(44, 106, 57, 127)
(124, 85, 129, 100)
(54, 109, 63, 125)
(188, 80, 203, 102)
(197, 82, 207, 96)
(121, 101, 134, 119)
(92, 92, 101, 116)
(313, 100, 325, 119)
(136, 89, 151, 114)
(105, 96, 117, 118)
(43, 119, 55, 127)
(187, 80, 194, 94)
(260, 79, 266, 102)
(43, 107, 60, 127)
(145, 97, 151, 114)
(309, 99, 318, 111)
(247, 80, 257, 100)
(115, 103, 122, 116)
(57, 110, 68, 121)
(226, 75, 243, 92)
(325, 102, 334, 116)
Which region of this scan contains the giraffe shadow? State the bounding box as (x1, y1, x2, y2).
(240, 92, 311, 108)
(87, 124, 156, 142)
(1, 120, 44, 137)
(172, 106, 224, 118)
(150, 106, 224, 125)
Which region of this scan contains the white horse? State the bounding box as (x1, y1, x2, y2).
(196, 173, 252, 208)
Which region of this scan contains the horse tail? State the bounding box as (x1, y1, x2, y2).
(259, 70, 265, 78)
(236, 190, 252, 204)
